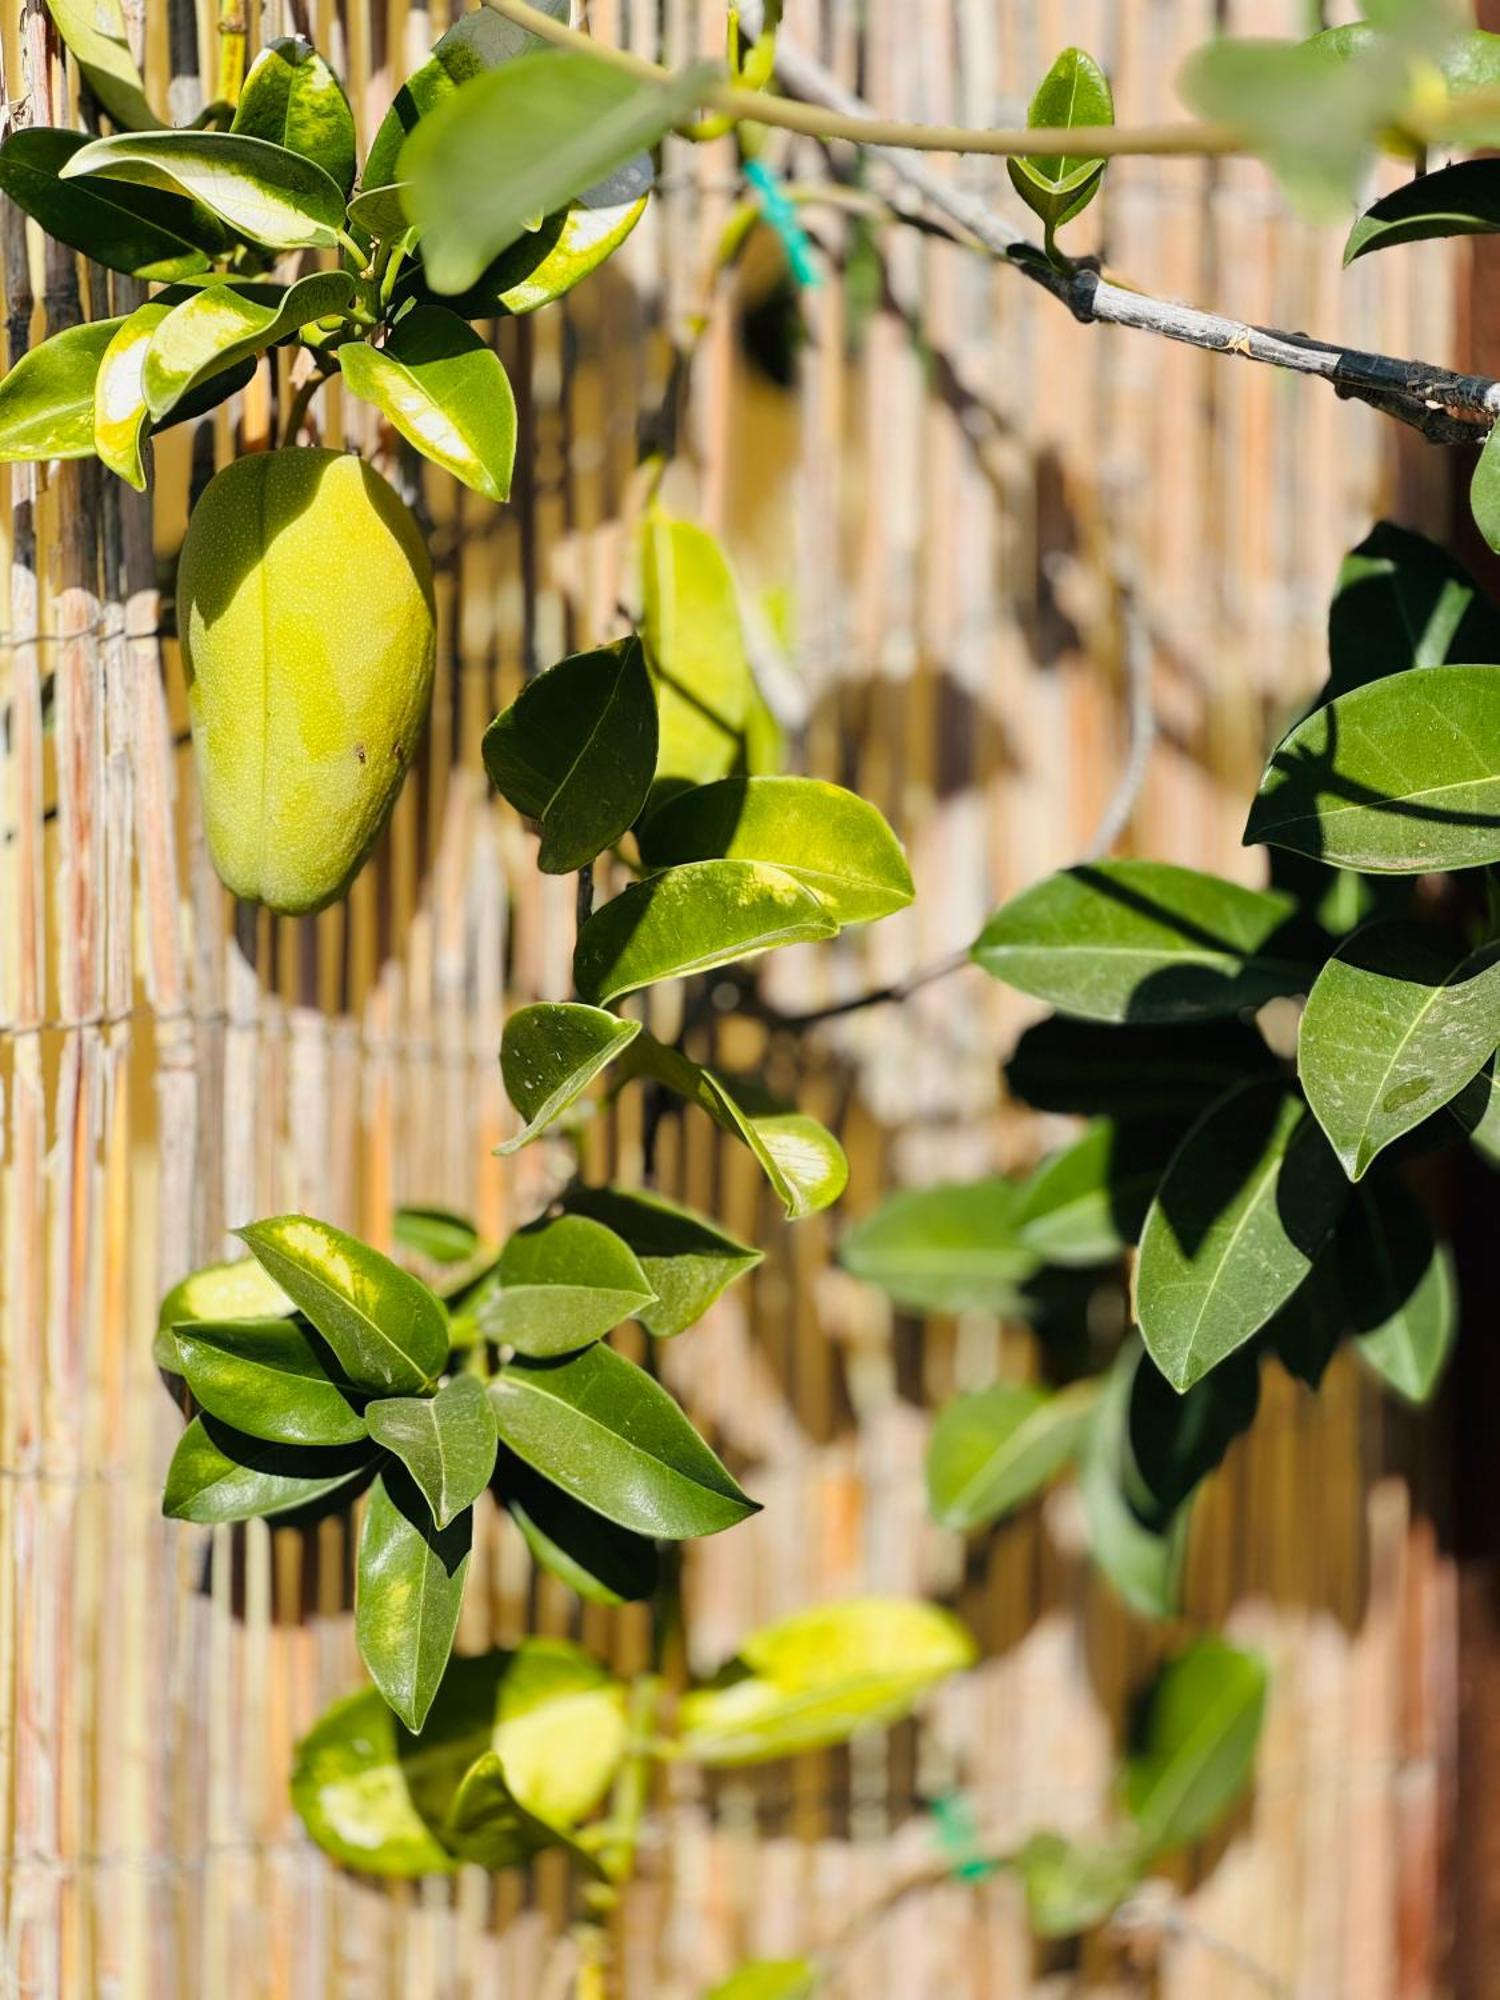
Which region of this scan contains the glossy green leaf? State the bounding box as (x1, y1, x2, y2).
(62, 129, 346, 252)
(237, 1215, 449, 1395)
(1347, 157, 1500, 265)
(1007, 48, 1113, 232)
(232, 35, 357, 195)
(574, 860, 835, 1005)
(442, 1748, 603, 1875)
(678, 1599, 974, 1766)
(1262, 1248, 1345, 1390)
(840, 1177, 1039, 1314)
(401, 48, 718, 294)
(474, 1214, 656, 1358)
(46, 0, 158, 130)
(704, 1964, 818, 2000)
(340, 308, 516, 503)
(560, 1186, 761, 1338)
(1245, 665, 1500, 874)
(291, 1684, 459, 1877)
(637, 776, 912, 926)
(1137, 1082, 1349, 1391)
(0, 317, 125, 464)
(154, 1253, 295, 1373)
(356, 1468, 472, 1731)
(483, 638, 657, 873)
(498, 1449, 659, 1605)
(974, 860, 1305, 1024)
(490, 1343, 758, 1539)
(1079, 1343, 1188, 1619)
(1474, 424, 1500, 556)
(497, 1002, 641, 1154)
(1125, 1345, 1259, 1530)
(1342, 1178, 1456, 1405)
(366, 1375, 497, 1528)
(1016, 1120, 1181, 1266)
(1012, 1832, 1142, 1939)
(1121, 1637, 1268, 1855)
(458, 157, 650, 316)
(394, 1206, 481, 1265)
(926, 1379, 1096, 1531)
(163, 1415, 374, 1524)
(93, 300, 169, 490)
(1324, 522, 1500, 701)
(1005, 1015, 1276, 1117)
(0, 127, 219, 280)
(142, 271, 354, 422)
(1298, 922, 1500, 1181)
(640, 510, 759, 803)
(1453, 1059, 1500, 1167)
(346, 181, 414, 240)
(362, 0, 570, 193)
(175, 1317, 367, 1447)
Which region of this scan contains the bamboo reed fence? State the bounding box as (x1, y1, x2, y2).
(0, 0, 1471, 1994)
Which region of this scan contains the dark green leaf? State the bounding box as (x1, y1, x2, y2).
(401, 49, 719, 294)
(238, 1214, 449, 1394)
(1298, 922, 1500, 1180)
(1343, 1178, 1456, 1404)
(637, 775, 913, 926)
(474, 1214, 656, 1358)
(0, 316, 125, 463)
(497, 1001, 641, 1154)
(0, 127, 218, 280)
(366, 1375, 497, 1528)
(973, 861, 1306, 1024)
(1137, 1082, 1348, 1391)
(175, 1316, 367, 1447)
(154, 1253, 294, 1374)
(1016, 1119, 1181, 1265)
(163, 1415, 374, 1524)
(340, 308, 516, 503)
(1007, 48, 1113, 232)
(46, 0, 158, 130)
(1079, 1343, 1188, 1619)
(498, 1448, 659, 1604)
(1121, 1637, 1268, 1854)
(840, 1177, 1039, 1314)
(483, 638, 657, 872)
(1125, 1344, 1259, 1529)
(1011, 1832, 1142, 1939)
(490, 1343, 758, 1538)
(142, 271, 355, 422)
(1245, 664, 1500, 874)
(232, 36, 357, 196)
(394, 1205, 482, 1265)
(61, 129, 346, 251)
(1005, 1015, 1275, 1117)
(1325, 522, 1500, 700)
(1262, 1248, 1345, 1389)
(356, 1468, 472, 1731)
(1347, 157, 1500, 264)
(560, 1186, 761, 1338)
(925, 1379, 1096, 1531)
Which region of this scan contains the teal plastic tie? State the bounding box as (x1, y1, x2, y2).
(743, 157, 820, 288)
(928, 1790, 1001, 1883)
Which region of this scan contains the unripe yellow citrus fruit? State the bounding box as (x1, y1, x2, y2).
(177, 447, 436, 913)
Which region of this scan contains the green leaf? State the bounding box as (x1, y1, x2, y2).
(472, 1214, 656, 1358)
(0, 317, 125, 464)
(394, 1206, 482, 1265)
(483, 638, 657, 872)
(163, 1415, 374, 1524)
(840, 1177, 1039, 1314)
(345, 181, 414, 240)
(925, 1380, 1096, 1532)
(142, 271, 355, 423)
(1343, 1178, 1456, 1404)
(1325, 522, 1500, 700)
(155, 1252, 295, 1373)
(1016, 1119, 1181, 1266)
(678, 1598, 974, 1766)
(497, 1002, 641, 1154)
(1262, 1248, 1346, 1390)
(1005, 1016, 1275, 1117)
(1121, 1637, 1268, 1855)
(560, 1186, 761, 1338)
(0, 127, 219, 280)
(574, 860, 835, 1006)
(1453, 1059, 1500, 1166)
(703, 1963, 819, 2000)
(640, 510, 758, 805)
(1079, 1343, 1189, 1619)
(1007, 48, 1113, 233)
(356, 1468, 472, 1731)
(442, 1748, 604, 1875)
(637, 776, 913, 926)
(1347, 157, 1500, 264)
(291, 1684, 459, 1877)
(366, 1375, 497, 1529)
(1474, 424, 1500, 557)
(625, 1035, 848, 1220)
(448, 157, 651, 316)
(232, 36, 357, 196)
(61, 129, 347, 252)
(174, 1317, 368, 1447)
(498, 1449, 659, 1604)
(45, 0, 158, 130)
(464, 1637, 627, 1834)
(489, 1343, 758, 1539)
(237, 1215, 449, 1394)
(401, 48, 719, 294)
(973, 860, 1306, 1024)
(339, 308, 516, 503)
(1245, 664, 1500, 874)
(1011, 1832, 1143, 1939)
(1125, 1345, 1260, 1530)
(362, 0, 571, 193)
(1136, 1082, 1348, 1391)
(94, 300, 170, 490)
(1298, 922, 1500, 1180)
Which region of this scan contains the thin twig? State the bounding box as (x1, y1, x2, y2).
(1082, 590, 1157, 861)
